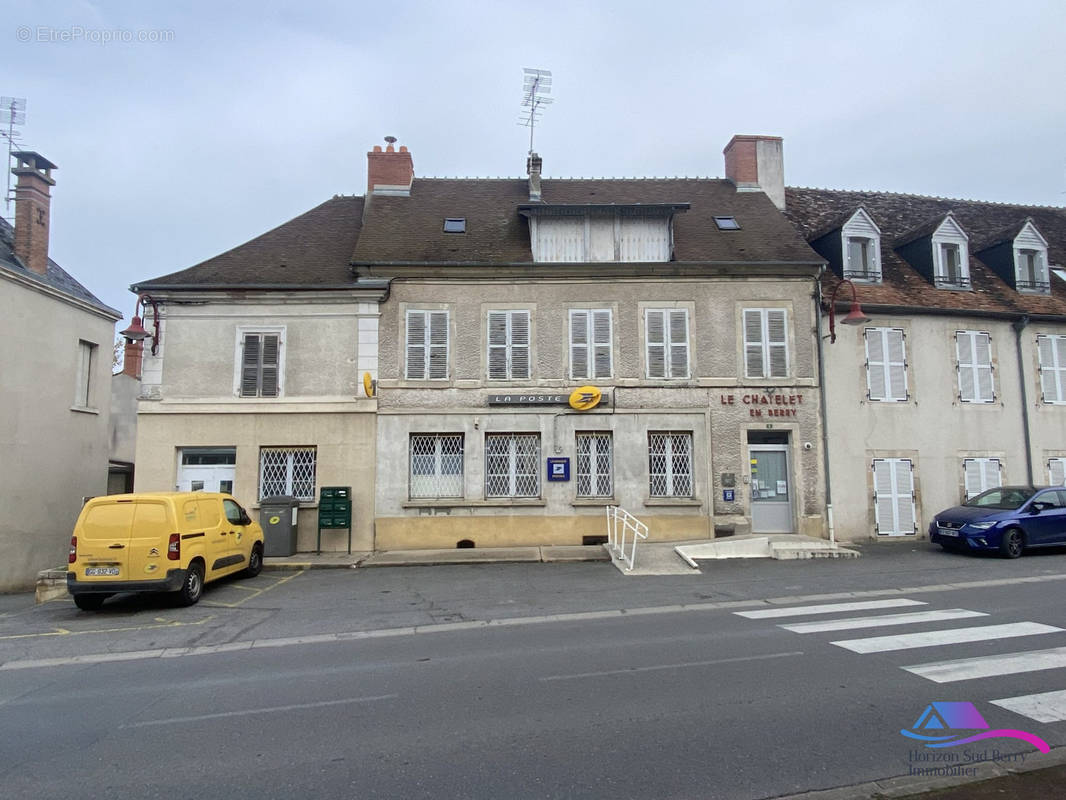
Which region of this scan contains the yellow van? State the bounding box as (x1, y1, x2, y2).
(67, 492, 265, 610)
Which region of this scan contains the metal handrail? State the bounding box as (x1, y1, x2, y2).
(605, 505, 649, 571)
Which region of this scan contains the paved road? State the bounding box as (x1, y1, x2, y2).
(2, 543, 1066, 798)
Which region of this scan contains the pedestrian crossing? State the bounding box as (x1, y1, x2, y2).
(734, 597, 1066, 729)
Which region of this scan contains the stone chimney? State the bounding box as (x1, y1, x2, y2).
(723, 135, 785, 211)
(526, 152, 543, 202)
(11, 151, 57, 275)
(367, 138, 414, 196)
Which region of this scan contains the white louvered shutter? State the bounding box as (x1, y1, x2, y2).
(428, 311, 448, 379)
(570, 310, 590, 379)
(873, 458, 916, 536)
(865, 329, 887, 400)
(744, 309, 764, 378)
(646, 310, 666, 378)
(1038, 335, 1066, 403)
(866, 328, 907, 401)
(957, 331, 994, 403)
(488, 311, 529, 380)
(592, 310, 612, 378)
(1049, 458, 1066, 486)
(964, 458, 1001, 499)
(406, 312, 426, 379)
(886, 329, 907, 400)
(669, 310, 689, 378)
(767, 309, 788, 378)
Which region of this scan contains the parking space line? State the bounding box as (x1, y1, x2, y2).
(0, 615, 217, 641)
(201, 569, 305, 609)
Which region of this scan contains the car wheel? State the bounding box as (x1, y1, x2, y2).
(176, 562, 205, 606)
(243, 543, 263, 578)
(999, 528, 1024, 559)
(73, 594, 108, 611)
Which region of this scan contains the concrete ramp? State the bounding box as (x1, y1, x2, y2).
(676, 534, 859, 565)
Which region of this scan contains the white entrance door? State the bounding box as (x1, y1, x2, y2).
(749, 444, 794, 533)
(177, 448, 236, 493)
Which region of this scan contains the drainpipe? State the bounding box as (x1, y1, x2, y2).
(1013, 315, 1034, 485)
(814, 269, 836, 545)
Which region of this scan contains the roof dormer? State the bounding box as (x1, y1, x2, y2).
(974, 218, 1051, 295)
(518, 204, 688, 263)
(841, 208, 882, 283)
(895, 212, 971, 291)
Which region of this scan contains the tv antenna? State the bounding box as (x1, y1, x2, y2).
(1, 97, 26, 212)
(518, 68, 552, 155)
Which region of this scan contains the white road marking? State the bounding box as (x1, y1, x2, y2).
(780, 609, 987, 634)
(120, 694, 398, 728)
(735, 599, 926, 619)
(540, 651, 805, 682)
(991, 689, 1066, 723)
(906, 646, 1066, 684)
(835, 622, 1063, 654)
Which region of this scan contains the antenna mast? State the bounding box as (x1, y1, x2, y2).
(518, 68, 553, 155)
(1, 97, 26, 213)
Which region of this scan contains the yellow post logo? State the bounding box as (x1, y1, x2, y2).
(569, 385, 602, 411)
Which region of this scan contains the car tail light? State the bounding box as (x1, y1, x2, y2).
(167, 533, 180, 560)
(68, 536, 77, 564)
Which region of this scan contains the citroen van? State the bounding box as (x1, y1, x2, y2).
(67, 492, 265, 610)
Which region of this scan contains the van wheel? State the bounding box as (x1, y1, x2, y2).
(73, 594, 108, 611)
(176, 563, 204, 606)
(243, 544, 263, 578)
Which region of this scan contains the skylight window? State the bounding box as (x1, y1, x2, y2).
(443, 218, 466, 233)
(714, 216, 740, 230)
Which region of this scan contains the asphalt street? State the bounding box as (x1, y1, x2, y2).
(2, 542, 1066, 799)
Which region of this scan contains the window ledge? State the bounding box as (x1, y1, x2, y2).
(571, 498, 616, 507)
(403, 498, 546, 508)
(644, 497, 702, 507)
(70, 405, 100, 415)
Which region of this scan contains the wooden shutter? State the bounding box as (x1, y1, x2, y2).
(592, 310, 612, 379)
(428, 311, 448, 379)
(646, 309, 666, 378)
(406, 311, 426, 379)
(767, 309, 788, 378)
(570, 310, 589, 379)
(744, 309, 764, 378)
(873, 458, 916, 536)
(509, 311, 530, 379)
(260, 334, 279, 397)
(240, 334, 261, 396)
(668, 310, 689, 379)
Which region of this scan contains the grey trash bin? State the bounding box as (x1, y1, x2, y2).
(260, 496, 300, 557)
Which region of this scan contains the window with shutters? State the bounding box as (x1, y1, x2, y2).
(930, 215, 971, 289)
(1038, 334, 1066, 404)
(963, 457, 1002, 499)
(841, 209, 882, 283)
(576, 432, 613, 498)
(956, 331, 995, 403)
(872, 458, 916, 536)
(865, 328, 908, 402)
(743, 308, 789, 379)
(569, 309, 612, 380)
(259, 447, 316, 501)
(409, 434, 464, 498)
(405, 310, 449, 380)
(237, 329, 283, 398)
(645, 308, 689, 379)
(486, 310, 531, 380)
(485, 433, 540, 498)
(1048, 457, 1066, 486)
(648, 432, 693, 497)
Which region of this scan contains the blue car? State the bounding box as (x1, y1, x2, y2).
(929, 486, 1066, 558)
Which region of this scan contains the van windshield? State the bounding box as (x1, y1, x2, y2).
(963, 488, 1035, 510)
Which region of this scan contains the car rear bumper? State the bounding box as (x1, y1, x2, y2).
(67, 568, 187, 594)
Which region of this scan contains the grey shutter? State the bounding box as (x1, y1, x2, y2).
(570, 310, 589, 380)
(510, 311, 530, 379)
(260, 334, 279, 397)
(592, 310, 612, 379)
(240, 334, 261, 396)
(646, 310, 666, 378)
(488, 312, 508, 380)
(669, 310, 689, 378)
(767, 309, 788, 378)
(406, 312, 426, 379)
(428, 311, 448, 379)
(744, 309, 764, 378)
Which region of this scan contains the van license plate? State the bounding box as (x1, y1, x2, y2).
(85, 567, 120, 576)
(937, 527, 959, 538)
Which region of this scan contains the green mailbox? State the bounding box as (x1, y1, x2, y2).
(317, 486, 353, 554)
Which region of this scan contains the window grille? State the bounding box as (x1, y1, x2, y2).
(259, 447, 316, 501)
(485, 433, 540, 497)
(576, 432, 613, 497)
(410, 434, 464, 498)
(648, 432, 693, 497)
(956, 331, 994, 403)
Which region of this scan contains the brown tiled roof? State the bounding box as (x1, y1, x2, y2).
(785, 187, 1066, 317)
(134, 196, 365, 289)
(352, 178, 821, 265)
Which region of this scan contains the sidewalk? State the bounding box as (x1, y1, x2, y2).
(263, 543, 611, 570)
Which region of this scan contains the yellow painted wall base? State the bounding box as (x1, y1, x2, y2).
(374, 513, 711, 550)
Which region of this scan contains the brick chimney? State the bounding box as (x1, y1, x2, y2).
(122, 338, 144, 379)
(526, 152, 542, 202)
(723, 135, 785, 211)
(367, 138, 414, 196)
(11, 151, 57, 275)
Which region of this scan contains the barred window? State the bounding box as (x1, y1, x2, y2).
(648, 432, 693, 497)
(259, 447, 316, 501)
(576, 432, 613, 498)
(410, 434, 464, 498)
(485, 433, 540, 498)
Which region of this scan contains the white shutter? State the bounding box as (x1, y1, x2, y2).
(886, 329, 907, 401)
(744, 309, 764, 378)
(964, 457, 1001, 499)
(873, 458, 916, 536)
(570, 310, 589, 380)
(865, 329, 887, 400)
(646, 309, 666, 378)
(407, 311, 448, 380)
(489, 310, 530, 380)
(873, 460, 896, 534)
(406, 312, 426, 379)
(669, 310, 689, 378)
(957, 331, 994, 403)
(488, 311, 508, 380)
(510, 311, 530, 379)
(1038, 335, 1065, 404)
(767, 309, 789, 378)
(428, 311, 449, 379)
(1049, 458, 1066, 486)
(592, 310, 612, 379)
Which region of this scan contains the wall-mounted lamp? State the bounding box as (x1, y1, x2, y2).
(119, 293, 161, 355)
(825, 278, 870, 343)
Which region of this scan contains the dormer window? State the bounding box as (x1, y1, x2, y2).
(519, 204, 688, 264)
(931, 214, 970, 290)
(1017, 248, 1048, 293)
(841, 208, 882, 283)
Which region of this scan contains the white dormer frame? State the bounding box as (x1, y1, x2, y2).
(931, 215, 971, 290)
(527, 213, 674, 263)
(1013, 221, 1050, 294)
(841, 208, 883, 283)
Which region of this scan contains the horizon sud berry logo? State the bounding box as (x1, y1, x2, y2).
(901, 702, 1049, 777)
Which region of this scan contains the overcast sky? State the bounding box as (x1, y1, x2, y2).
(5, 0, 1065, 325)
